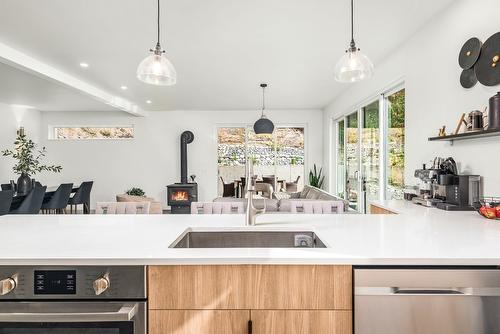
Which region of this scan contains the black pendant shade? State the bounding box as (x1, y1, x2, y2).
(254, 116, 274, 134)
(253, 83, 274, 135)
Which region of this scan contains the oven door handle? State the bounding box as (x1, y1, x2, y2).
(0, 303, 138, 322)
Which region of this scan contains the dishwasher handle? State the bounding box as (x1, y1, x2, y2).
(393, 288, 464, 295)
(354, 286, 500, 296)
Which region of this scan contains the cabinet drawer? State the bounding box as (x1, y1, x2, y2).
(251, 310, 352, 334)
(149, 265, 351, 310)
(149, 310, 249, 334)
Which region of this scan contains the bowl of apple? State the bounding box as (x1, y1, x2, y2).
(476, 197, 500, 220)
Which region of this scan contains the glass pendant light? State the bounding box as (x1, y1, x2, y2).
(253, 83, 274, 135)
(334, 0, 374, 83)
(137, 0, 177, 86)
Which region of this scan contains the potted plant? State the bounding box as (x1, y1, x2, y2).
(2, 131, 62, 194)
(309, 164, 325, 189)
(125, 187, 146, 197)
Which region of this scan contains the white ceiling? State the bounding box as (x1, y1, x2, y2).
(0, 62, 117, 112)
(0, 0, 454, 112)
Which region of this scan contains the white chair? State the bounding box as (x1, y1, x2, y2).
(289, 200, 344, 214)
(95, 202, 150, 214)
(191, 202, 244, 214)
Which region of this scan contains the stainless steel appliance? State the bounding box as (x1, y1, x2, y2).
(355, 267, 500, 334)
(436, 174, 481, 211)
(412, 167, 443, 207)
(0, 266, 146, 334)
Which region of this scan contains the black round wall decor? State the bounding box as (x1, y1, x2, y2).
(458, 37, 482, 70)
(460, 68, 478, 88)
(475, 32, 500, 86)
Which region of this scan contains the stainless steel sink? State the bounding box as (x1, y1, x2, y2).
(170, 230, 327, 248)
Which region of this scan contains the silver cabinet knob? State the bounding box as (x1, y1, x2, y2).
(0, 277, 17, 296)
(93, 274, 110, 296)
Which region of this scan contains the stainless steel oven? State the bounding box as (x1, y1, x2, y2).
(0, 266, 146, 334)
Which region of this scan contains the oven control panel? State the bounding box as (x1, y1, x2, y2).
(0, 266, 145, 300)
(34, 270, 76, 295)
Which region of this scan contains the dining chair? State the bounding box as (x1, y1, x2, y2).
(220, 177, 235, 197)
(285, 176, 301, 192)
(95, 202, 150, 214)
(1, 184, 13, 191)
(0, 190, 14, 216)
(68, 181, 93, 214)
(41, 183, 74, 214)
(191, 202, 244, 214)
(262, 175, 277, 191)
(9, 186, 47, 215)
(289, 200, 344, 214)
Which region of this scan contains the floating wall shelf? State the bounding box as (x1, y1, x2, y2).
(428, 128, 500, 142)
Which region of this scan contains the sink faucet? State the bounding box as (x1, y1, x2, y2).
(245, 158, 265, 226)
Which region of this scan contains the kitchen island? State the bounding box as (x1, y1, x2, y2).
(1, 203, 499, 334)
(0, 201, 498, 266)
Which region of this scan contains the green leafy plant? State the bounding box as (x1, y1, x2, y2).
(2, 132, 62, 176)
(126, 187, 146, 197)
(309, 164, 325, 189)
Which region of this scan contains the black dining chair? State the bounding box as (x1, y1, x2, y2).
(220, 177, 235, 197)
(41, 183, 74, 214)
(9, 186, 47, 215)
(0, 190, 14, 216)
(68, 181, 93, 214)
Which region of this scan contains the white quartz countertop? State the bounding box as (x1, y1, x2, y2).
(1, 201, 500, 266)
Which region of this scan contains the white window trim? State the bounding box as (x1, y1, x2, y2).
(48, 125, 135, 141)
(332, 81, 405, 212)
(215, 124, 308, 194)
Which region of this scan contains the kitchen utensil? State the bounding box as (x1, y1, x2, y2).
(471, 110, 484, 130)
(460, 68, 478, 88)
(459, 37, 482, 69)
(489, 92, 500, 129)
(475, 32, 500, 86)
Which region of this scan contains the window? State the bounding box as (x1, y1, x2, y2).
(217, 126, 305, 196)
(335, 85, 405, 212)
(51, 126, 134, 140)
(386, 89, 405, 200)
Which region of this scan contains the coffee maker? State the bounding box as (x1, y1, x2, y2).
(436, 174, 481, 211)
(412, 157, 481, 211)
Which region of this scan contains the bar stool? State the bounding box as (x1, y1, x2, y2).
(0, 190, 14, 216)
(9, 186, 47, 215)
(41, 183, 73, 214)
(68, 181, 93, 214)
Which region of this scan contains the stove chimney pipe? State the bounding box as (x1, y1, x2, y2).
(180, 131, 194, 184)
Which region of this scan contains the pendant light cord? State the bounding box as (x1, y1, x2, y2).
(261, 85, 266, 116)
(157, 0, 160, 45)
(350, 0, 355, 49)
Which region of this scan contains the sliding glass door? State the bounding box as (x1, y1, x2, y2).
(335, 85, 405, 212)
(345, 112, 360, 211)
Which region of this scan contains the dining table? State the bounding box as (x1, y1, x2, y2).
(233, 178, 287, 198)
(10, 183, 90, 214)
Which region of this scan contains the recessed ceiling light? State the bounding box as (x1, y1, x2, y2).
(120, 85, 128, 90)
(146, 100, 152, 104)
(79, 62, 89, 68)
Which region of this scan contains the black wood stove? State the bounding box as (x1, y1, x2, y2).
(167, 131, 198, 214)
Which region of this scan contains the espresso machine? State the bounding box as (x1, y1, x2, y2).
(412, 157, 481, 211)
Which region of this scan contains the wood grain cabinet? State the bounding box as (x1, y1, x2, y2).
(148, 265, 352, 334)
(370, 204, 396, 214)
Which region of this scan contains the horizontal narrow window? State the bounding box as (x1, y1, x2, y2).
(51, 126, 134, 140)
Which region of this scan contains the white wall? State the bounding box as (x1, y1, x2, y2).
(323, 0, 500, 195)
(0, 103, 41, 182)
(39, 109, 323, 208)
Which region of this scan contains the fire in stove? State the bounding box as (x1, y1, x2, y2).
(171, 190, 189, 201)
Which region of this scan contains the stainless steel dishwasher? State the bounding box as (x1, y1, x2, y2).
(355, 267, 500, 334)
